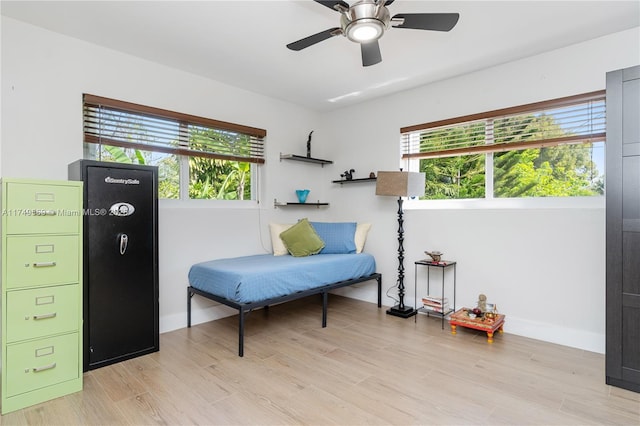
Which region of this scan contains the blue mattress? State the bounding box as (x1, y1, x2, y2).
(188, 253, 376, 304)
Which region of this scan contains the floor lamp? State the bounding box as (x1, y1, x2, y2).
(375, 171, 426, 318)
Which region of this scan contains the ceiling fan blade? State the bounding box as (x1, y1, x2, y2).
(314, 0, 350, 12)
(287, 28, 342, 51)
(391, 13, 460, 31)
(361, 40, 382, 67)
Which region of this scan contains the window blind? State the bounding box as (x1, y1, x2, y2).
(83, 94, 266, 164)
(401, 90, 605, 160)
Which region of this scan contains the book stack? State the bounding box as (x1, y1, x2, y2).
(422, 295, 450, 314)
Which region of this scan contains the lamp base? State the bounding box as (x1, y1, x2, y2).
(386, 305, 417, 318)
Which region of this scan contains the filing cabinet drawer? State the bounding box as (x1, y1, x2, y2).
(5, 333, 80, 397)
(4, 182, 80, 235)
(1, 178, 83, 414)
(5, 235, 79, 289)
(6, 284, 79, 343)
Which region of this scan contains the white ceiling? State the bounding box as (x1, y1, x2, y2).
(2, 1, 639, 112)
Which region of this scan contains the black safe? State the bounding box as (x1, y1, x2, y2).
(69, 160, 159, 371)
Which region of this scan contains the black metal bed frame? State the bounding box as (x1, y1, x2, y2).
(187, 273, 382, 357)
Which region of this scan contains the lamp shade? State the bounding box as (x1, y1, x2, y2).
(375, 171, 426, 198)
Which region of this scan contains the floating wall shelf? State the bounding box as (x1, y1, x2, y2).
(332, 177, 377, 185)
(280, 153, 333, 166)
(274, 199, 329, 208)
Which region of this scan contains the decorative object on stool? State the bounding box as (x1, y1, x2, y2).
(375, 170, 426, 318)
(477, 293, 487, 312)
(425, 250, 443, 262)
(296, 189, 310, 203)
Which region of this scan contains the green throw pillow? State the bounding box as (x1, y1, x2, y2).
(279, 218, 325, 257)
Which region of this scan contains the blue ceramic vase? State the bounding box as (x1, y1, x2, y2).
(296, 189, 310, 203)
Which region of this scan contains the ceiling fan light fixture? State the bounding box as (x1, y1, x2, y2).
(287, 0, 460, 67)
(347, 19, 384, 42)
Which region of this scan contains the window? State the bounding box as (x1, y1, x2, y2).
(83, 94, 266, 200)
(401, 91, 605, 200)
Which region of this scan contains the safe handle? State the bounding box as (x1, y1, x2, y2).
(119, 233, 128, 255)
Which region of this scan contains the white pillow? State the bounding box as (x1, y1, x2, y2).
(355, 223, 371, 253)
(269, 223, 294, 255)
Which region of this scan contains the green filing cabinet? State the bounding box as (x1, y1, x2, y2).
(1, 178, 83, 414)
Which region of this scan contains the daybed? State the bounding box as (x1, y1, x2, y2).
(187, 220, 381, 356)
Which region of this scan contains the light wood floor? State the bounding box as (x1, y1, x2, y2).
(2, 295, 639, 425)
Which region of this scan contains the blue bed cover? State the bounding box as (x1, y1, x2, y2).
(188, 253, 376, 304)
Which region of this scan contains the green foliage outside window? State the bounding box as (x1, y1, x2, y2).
(188, 127, 252, 200)
(421, 155, 485, 199)
(494, 144, 602, 198)
(189, 157, 250, 200)
(91, 145, 251, 200)
(416, 112, 603, 200)
(87, 126, 253, 201)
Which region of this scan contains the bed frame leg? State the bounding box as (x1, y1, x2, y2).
(322, 292, 328, 327)
(377, 274, 382, 308)
(187, 287, 193, 327)
(238, 308, 245, 357)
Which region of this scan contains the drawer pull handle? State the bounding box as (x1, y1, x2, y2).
(33, 312, 57, 320)
(33, 262, 56, 268)
(33, 363, 56, 373)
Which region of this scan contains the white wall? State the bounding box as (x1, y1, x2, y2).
(2, 16, 639, 354)
(0, 17, 333, 333)
(321, 27, 640, 353)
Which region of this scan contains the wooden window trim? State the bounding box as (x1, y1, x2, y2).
(83, 94, 266, 164)
(400, 90, 605, 134)
(401, 90, 605, 160)
(84, 94, 266, 138)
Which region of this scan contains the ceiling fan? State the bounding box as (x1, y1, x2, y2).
(286, 0, 460, 67)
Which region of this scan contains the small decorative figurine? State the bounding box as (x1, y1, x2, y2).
(341, 169, 355, 180)
(425, 250, 442, 262)
(477, 293, 487, 312)
(485, 304, 498, 319)
(369, 172, 376, 178)
(306, 130, 313, 158)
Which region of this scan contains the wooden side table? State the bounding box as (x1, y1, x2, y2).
(449, 308, 505, 343)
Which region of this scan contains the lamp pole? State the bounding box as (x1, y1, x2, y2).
(387, 196, 416, 318)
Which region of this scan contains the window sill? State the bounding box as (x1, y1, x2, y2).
(404, 196, 604, 210)
(159, 198, 260, 209)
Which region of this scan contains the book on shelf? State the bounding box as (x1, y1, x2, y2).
(422, 295, 449, 305)
(423, 300, 449, 309)
(422, 303, 450, 313)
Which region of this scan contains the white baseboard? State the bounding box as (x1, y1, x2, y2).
(160, 303, 236, 334)
(159, 295, 605, 355)
(504, 315, 605, 354)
